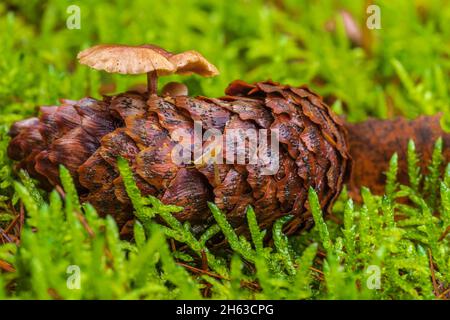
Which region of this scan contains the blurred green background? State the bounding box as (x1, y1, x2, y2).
(0, 0, 449, 300)
(0, 0, 449, 125)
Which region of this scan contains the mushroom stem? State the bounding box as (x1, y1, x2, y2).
(147, 71, 158, 96)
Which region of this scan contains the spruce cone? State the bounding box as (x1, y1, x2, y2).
(8, 80, 350, 235)
(346, 115, 450, 197)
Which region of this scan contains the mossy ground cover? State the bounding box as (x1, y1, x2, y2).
(0, 0, 449, 299)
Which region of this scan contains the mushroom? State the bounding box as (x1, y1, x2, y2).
(161, 82, 189, 97)
(77, 44, 219, 96)
(168, 50, 219, 77)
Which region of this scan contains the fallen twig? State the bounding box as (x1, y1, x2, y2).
(0, 260, 15, 273)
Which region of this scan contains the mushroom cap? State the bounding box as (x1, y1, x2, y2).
(77, 44, 176, 75)
(161, 82, 189, 97)
(78, 44, 219, 77)
(169, 51, 219, 77)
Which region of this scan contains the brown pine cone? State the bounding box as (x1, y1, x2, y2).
(346, 115, 450, 198)
(7, 80, 350, 235)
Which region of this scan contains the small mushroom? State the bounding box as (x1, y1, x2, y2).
(161, 82, 189, 97)
(77, 44, 219, 96)
(77, 44, 175, 96)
